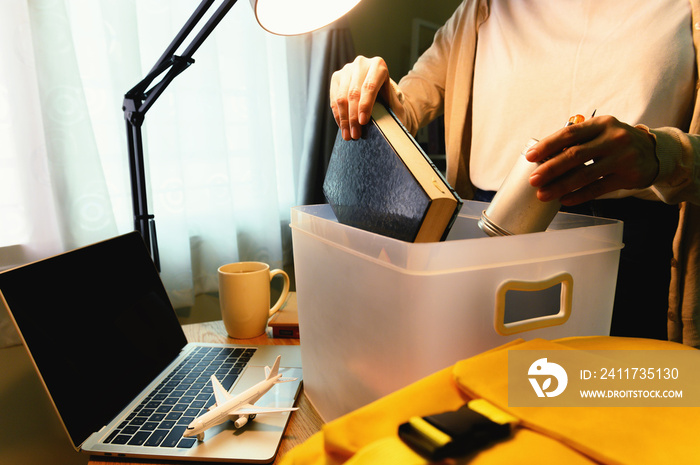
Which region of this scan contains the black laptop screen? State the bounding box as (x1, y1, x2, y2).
(0, 232, 188, 448)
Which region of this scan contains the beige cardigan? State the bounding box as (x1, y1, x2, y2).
(389, 0, 700, 347)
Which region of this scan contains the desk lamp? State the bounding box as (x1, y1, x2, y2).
(123, 0, 362, 269)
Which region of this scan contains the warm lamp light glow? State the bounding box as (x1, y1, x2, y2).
(251, 0, 362, 35)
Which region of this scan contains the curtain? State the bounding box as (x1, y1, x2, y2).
(296, 19, 356, 205)
(0, 0, 355, 346)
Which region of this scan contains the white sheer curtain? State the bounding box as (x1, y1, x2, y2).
(0, 0, 318, 319)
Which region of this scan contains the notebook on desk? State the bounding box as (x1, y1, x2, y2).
(0, 231, 302, 463)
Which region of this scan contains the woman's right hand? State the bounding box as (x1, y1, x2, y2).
(330, 56, 392, 141)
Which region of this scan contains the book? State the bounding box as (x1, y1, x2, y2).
(268, 292, 299, 338)
(268, 310, 299, 338)
(323, 101, 462, 242)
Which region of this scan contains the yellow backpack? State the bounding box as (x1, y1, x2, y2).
(280, 337, 699, 465)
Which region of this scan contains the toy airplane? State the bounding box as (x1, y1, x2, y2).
(183, 355, 298, 441)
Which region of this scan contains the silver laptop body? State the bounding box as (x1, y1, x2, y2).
(0, 232, 302, 463)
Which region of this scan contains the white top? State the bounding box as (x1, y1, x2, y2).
(469, 0, 695, 195)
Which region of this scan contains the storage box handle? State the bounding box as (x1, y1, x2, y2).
(494, 272, 573, 336)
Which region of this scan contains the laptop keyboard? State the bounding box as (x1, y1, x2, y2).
(103, 346, 257, 449)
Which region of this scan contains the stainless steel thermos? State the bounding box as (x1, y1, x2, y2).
(478, 138, 561, 236)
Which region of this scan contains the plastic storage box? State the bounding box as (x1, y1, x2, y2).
(290, 201, 623, 421)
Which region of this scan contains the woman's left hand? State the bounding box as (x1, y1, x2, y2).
(526, 115, 660, 206)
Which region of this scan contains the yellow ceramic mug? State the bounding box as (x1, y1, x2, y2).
(218, 262, 290, 338)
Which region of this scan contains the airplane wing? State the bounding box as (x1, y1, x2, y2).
(233, 404, 299, 416)
(210, 374, 232, 408)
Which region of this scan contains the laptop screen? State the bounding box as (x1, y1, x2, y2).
(0, 232, 188, 448)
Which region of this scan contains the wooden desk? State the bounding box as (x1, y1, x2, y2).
(89, 320, 322, 465)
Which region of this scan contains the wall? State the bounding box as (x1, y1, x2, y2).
(345, 0, 463, 80)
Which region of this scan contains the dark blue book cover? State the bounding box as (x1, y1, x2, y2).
(323, 103, 462, 242)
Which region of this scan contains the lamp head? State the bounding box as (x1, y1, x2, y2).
(251, 0, 362, 35)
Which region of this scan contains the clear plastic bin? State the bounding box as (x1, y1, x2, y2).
(290, 201, 623, 421)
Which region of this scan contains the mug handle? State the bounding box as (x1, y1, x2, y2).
(269, 269, 291, 317)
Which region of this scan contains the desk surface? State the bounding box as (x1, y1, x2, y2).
(88, 320, 322, 465)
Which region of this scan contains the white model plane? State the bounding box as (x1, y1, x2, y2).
(183, 355, 298, 441)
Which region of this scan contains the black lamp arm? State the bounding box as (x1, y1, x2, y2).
(122, 0, 239, 270)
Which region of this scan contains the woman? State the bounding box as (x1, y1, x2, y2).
(329, 0, 700, 345)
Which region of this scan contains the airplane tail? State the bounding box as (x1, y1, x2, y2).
(264, 355, 298, 383)
(265, 355, 281, 380)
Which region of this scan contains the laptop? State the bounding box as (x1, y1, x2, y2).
(0, 232, 302, 463)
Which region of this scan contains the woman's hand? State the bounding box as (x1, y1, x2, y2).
(330, 56, 392, 141)
(526, 115, 660, 205)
